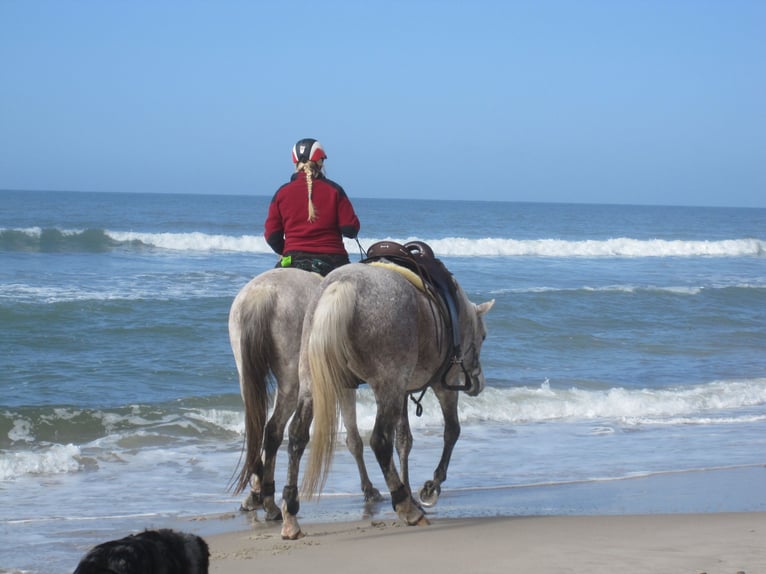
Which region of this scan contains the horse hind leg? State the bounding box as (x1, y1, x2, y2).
(239, 386, 291, 517)
(258, 383, 299, 521)
(340, 388, 382, 503)
(395, 394, 414, 496)
(369, 401, 429, 527)
(239, 459, 265, 511)
(280, 392, 312, 540)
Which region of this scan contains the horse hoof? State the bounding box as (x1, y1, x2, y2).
(364, 487, 383, 503)
(403, 509, 430, 526)
(263, 502, 283, 522)
(396, 498, 429, 526)
(281, 504, 303, 539)
(281, 529, 305, 540)
(239, 491, 263, 512)
(418, 481, 441, 508)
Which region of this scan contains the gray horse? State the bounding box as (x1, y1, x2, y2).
(280, 262, 494, 539)
(228, 267, 381, 520)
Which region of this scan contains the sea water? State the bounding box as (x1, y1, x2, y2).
(1, 190, 765, 573)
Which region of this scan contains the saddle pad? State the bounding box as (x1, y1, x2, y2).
(368, 261, 425, 292)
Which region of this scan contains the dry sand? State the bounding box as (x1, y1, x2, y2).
(206, 512, 765, 574)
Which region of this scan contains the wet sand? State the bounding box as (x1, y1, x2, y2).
(206, 512, 765, 574)
(197, 466, 766, 574)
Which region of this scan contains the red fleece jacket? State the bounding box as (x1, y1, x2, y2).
(264, 172, 360, 256)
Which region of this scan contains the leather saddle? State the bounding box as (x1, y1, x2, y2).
(362, 240, 476, 395)
(361, 240, 461, 356)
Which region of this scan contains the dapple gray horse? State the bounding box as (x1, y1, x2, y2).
(280, 262, 494, 539)
(228, 267, 381, 520)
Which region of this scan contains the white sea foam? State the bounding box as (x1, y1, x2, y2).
(3, 279, 760, 305)
(407, 236, 766, 258)
(0, 226, 44, 236)
(7, 419, 35, 443)
(0, 274, 234, 303)
(107, 231, 765, 258)
(0, 443, 82, 480)
(4, 227, 764, 257)
(490, 284, 712, 295)
(107, 230, 272, 252)
(354, 378, 766, 430)
(186, 408, 245, 434)
(3, 379, 764, 481)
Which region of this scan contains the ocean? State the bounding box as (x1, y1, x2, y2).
(1, 189, 765, 573)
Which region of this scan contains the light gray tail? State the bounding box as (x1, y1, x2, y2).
(301, 281, 359, 498)
(233, 289, 277, 494)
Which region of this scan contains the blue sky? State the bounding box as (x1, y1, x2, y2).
(1, 1, 764, 207)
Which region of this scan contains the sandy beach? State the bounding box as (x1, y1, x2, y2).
(197, 467, 766, 574)
(207, 512, 765, 574)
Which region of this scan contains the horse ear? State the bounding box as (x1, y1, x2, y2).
(476, 299, 495, 316)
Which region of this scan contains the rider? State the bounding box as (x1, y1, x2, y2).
(264, 138, 361, 276)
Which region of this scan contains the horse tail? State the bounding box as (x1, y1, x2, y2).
(302, 281, 359, 498)
(233, 288, 277, 494)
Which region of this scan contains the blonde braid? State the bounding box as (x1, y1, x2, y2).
(306, 163, 317, 222)
(297, 161, 319, 222)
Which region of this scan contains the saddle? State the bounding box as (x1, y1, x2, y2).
(362, 240, 463, 375)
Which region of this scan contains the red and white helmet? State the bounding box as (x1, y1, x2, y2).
(291, 138, 327, 164)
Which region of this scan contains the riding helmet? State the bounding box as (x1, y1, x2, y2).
(291, 138, 327, 164)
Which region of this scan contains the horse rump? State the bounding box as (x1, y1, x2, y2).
(72, 529, 209, 574)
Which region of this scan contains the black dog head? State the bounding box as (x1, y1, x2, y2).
(73, 529, 209, 574)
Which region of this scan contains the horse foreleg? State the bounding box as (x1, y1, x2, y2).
(280, 394, 312, 540)
(340, 388, 382, 502)
(419, 386, 460, 507)
(370, 402, 428, 527)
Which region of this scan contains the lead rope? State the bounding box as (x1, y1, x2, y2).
(409, 388, 427, 417)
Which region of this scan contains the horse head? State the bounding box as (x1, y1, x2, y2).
(452, 285, 495, 397)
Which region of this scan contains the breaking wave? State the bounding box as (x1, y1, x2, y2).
(4, 378, 764, 481)
(2, 227, 764, 258)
